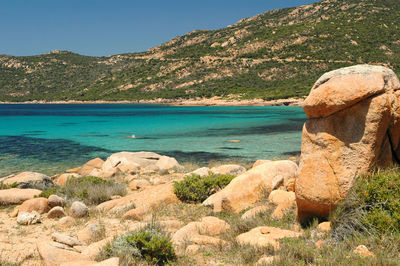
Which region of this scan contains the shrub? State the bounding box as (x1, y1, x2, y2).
(173, 174, 235, 203)
(38, 176, 127, 205)
(103, 226, 176, 265)
(331, 167, 400, 238)
(0, 182, 18, 190)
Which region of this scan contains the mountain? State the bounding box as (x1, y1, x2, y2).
(0, 0, 399, 102)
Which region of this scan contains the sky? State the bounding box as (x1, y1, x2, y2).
(0, 0, 319, 57)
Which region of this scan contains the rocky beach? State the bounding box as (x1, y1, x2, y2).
(2, 65, 400, 265)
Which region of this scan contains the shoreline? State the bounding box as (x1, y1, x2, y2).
(0, 97, 304, 107)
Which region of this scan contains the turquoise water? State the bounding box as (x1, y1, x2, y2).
(0, 104, 307, 176)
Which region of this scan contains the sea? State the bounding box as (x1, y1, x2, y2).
(0, 104, 307, 176)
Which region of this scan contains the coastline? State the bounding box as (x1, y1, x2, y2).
(0, 97, 304, 107)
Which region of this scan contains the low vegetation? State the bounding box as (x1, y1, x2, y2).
(39, 176, 126, 205)
(173, 174, 235, 203)
(101, 226, 176, 265)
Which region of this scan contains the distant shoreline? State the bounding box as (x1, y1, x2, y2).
(0, 97, 304, 107)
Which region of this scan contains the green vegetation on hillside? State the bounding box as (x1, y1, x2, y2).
(0, 0, 399, 102)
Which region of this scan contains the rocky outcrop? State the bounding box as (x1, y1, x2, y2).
(1, 172, 53, 190)
(0, 188, 42, 205)
(296, 65, 400, 223)
(77, 157, 104, 176)
(16, 197, 50, 215)
(203, 160, 297, 213)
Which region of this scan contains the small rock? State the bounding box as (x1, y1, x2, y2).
(57, 173, 80, 186)
(110, 195, 121, 200)
(48, 194, 65, 208)
(227, 139, 240, 143)
(186, 167, 211, 177)
(317, 222, 331, 232)
(17, 197, 50, 215)
(78, 223, 104, 244)
(36, 241, 88, 265)
(210, 164, 246, 176)
(271, 200, 296, 219)
(81, 237, 113, 260)
(353, 245, 375, 257)
(241, 205, 270, 220)
(185, 244, 202, 255)
(59, 216, 76, 227)
(51, 233, 84, 247)
(48, 206, 67, 218)
(256, 255, 277, 265)
(315, 240, 324, 248)
(70, 201, 89, 218)
(17, 211, 41, 225)
(198, 216, 231, 236)
(268, 190, 295, 205)
(128, 179, 151, 190)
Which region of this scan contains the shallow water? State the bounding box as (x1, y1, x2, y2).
(0, 104, 307, 176)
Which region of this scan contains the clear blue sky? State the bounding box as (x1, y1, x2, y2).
(0, 0, 319, 56)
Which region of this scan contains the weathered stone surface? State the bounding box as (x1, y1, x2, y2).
(37, 241, 89, 265)
(48, 194, 65, 208)
(59, 257, 119, 266)
(81, 237, 113, 260)
(97, 182, 179, 218)
(0, 188, 41, 205)
(17, 211, 41, 225)
(77, 223, 104, 244)
(155, 155, 182, 171)
(271, 201, 296, 219)
(1, 171, 53, 189)
(210, 164, 246, 176)
(128, 179, 151, 190)
(353, 245, 375, 257)
(70, 201, 89, 218)
(101, 151, 162, 172)
(17, 197, 50, 214)
(186, 167, 211, 177)
(317, 222, 331, 232)
(51, 233, 84, 247)
(47, 206, 67, 219)
(203, 160, 297, 213)
(236, 226, 301, 250)
(78, 158, 104, 176)
(252, 159, 271, 168)
(58, 216, 76, 227)
(268, 190, 295, 205)
(57, 173, 80, 186)
(296, 65, 400, 223)
(256, 255, 277, 265)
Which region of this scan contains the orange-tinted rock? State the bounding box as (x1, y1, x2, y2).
(210, 164, 246, 176)
(268, 190, 295, 205)
(241, 205, 270, 220)
(296, 65, 400, 224)
(271, 200, 296, 219)
(18, 197, 50, 214)
(203, 160, 297, 213)
(317, 222, 331, 232)
(353, 245, 375, 257)
(78, 158, 104, 176)
(37, 241, 89, 265)
(2, 172, 53, 189)
(0, 188, 41, 205)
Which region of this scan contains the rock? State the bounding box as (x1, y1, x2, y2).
(185, 244, 203, 255)
(241, 205, 270, 220)
(268, 190, 296, 205)
(59, 216, 76, 227)
(48, 194, 65, 208)
(0, 188, 42, 205)
(70, 201, 89, 218)
(97, 182, 179, 218)
(227, 139, 240, 143)
(296, 65, 400, 223)
(155, 155, 182, 172)
(271, 175, 284, 191)
(36, 241, 89, 265)
(203, 160, 298, 213)
(210, 164, 246, 176)
(186, 167, 211, 177)
(81, 237, 113, 260)
(1, 172, 53, 190)
(236, 226, 301, 250)
(285, 178, 296, 192)
(353, 245, 375, 257)
(128, 179, 151, 190)
(271, 201, 296, 219)
(122, 206, 149, 220)
(51, 233, 84, 247)
(317, 222, 331, 232)
(190, 234, 227, 246)
(315, 240, 324, 248)
(117, 164, 140, 174)
(66, 167, 81, 173)
(17, 211, 41, 225)
(252, 159, 272, 168)
(47, 206, 67, 218)
(59, 258, 119, 266)
(77, 223, 104, 244)
(57, 173, 80, 186)
(17, 197, 50, 214)
(101, 151, 162, 172)
(198, 216, 231, 236)
(256, 255, 277, 265)
(78, 158, 104, 176)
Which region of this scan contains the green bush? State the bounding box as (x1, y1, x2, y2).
(173, 174, 235, 203)
(103, 226, 176, 265)
(331, 167, 400, 238)
(38, 176, 127, 205)
(0, 182, 18, 190)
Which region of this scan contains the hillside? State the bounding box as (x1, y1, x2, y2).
(0, 0, 399, 102)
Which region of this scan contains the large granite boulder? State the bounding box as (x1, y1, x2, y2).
(1, 172, 53, 190)
(296, 64, 400, 223)
(0, 188, 42, 205)
(203, 160, 298, 213)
